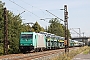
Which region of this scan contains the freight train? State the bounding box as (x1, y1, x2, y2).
(19, 32, 83, 53)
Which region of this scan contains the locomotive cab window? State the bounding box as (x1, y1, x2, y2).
(21, 34, 33, 39)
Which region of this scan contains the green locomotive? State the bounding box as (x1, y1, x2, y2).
(19, 32, 46, 53)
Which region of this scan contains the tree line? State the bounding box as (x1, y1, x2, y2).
(0, 1, 71, 55)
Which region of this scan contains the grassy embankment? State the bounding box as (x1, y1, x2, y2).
(51, 46, 90, 60)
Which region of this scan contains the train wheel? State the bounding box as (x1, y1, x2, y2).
(40, 48, 43, 52)
(23, 51, 26, 54)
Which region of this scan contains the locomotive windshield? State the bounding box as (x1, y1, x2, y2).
(21, 34, 33, 39)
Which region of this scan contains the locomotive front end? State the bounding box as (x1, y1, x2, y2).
(19, 32, 34, 53)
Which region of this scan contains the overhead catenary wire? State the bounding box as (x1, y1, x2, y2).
(7, 0, 52, 29)
(8, 0, 64, 26)
(20, 0, 61, 12)
(21, 0, 45, 12)
(16, 0, 60, 18)
(20, 0, 52, 17)
(8, 0, 40, 18)
(70, 28, 81, 36)
(8, 0, 62, 21)
(46, 10, 63, 21)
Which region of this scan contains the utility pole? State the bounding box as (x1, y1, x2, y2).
(64, 5, 69, 53)
(3, 8, 8, 55)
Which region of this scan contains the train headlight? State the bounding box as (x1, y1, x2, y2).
(31, 44, 32, 45)
(21, 44, 22, 45)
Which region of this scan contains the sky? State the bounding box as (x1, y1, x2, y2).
(2, 0, 90, 37)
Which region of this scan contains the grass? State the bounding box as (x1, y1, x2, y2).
(51, 46, 89, 60)
(83, 46, 90, 54)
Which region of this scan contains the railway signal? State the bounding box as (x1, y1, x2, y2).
(64, 5, 69, 53)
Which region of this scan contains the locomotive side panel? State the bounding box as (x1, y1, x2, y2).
(36, 33, 46, 48)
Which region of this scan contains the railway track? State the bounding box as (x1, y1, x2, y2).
(13, 49, 65, 60)
(0, 47, 80, 60)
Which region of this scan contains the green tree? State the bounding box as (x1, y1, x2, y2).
(48, 18, 64, 36)
(7, 11, 23, 53)
(32, 21, 45, 33)
(0, 1, 45, 55)
(0, 1, 5, 55)
(0, 1, 31, 54)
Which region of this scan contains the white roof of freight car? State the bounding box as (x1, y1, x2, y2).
(39, 32, 48, 36)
